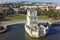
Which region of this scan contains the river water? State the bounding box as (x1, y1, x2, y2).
(0, 23, 60, 40)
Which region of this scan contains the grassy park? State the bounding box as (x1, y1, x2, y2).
(0, 14, 49, 21)
(5, 14, 26, 20)
(5, 14, 48, 21)
(38, 15, 48, 19)
(0, 9, 60, 21)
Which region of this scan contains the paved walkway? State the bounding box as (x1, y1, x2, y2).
(0, 20, 60, 27)
(1, 20, 25, 27)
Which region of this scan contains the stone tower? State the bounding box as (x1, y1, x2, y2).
(25, 8, 48, 38)
(26, 8, 38, 27)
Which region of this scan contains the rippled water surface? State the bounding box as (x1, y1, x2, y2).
(0, 23, 60, 40)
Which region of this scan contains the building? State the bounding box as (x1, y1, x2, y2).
(39, 6, 49, 10)
(25, 8, 48, 38)
(13, 8, 24, 13)
(55, 5, 60, 10)
(20, 6, 37, 10)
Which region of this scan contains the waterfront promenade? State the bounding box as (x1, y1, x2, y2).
(0, 19, 60, 27)
(1, 20, 25, 27)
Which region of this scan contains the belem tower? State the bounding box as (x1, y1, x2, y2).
(25, 8, 48, 38)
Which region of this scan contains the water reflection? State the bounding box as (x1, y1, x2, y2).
(25, 32, 47, 40)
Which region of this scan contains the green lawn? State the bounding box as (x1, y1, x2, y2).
(5, 14, 48, 21)
(38, 15, 48, 19)
(6, 14, 26, 20)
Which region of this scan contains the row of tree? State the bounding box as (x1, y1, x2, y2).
(0, 8, 60, 20)
(37, 9, 60, 19)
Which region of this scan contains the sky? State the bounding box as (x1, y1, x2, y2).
(0, 0, 60, 4)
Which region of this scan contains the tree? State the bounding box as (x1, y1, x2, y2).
(46, 9, 60, 19)
(0, 10, 6, 20)
(37, 8, 41, 16)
